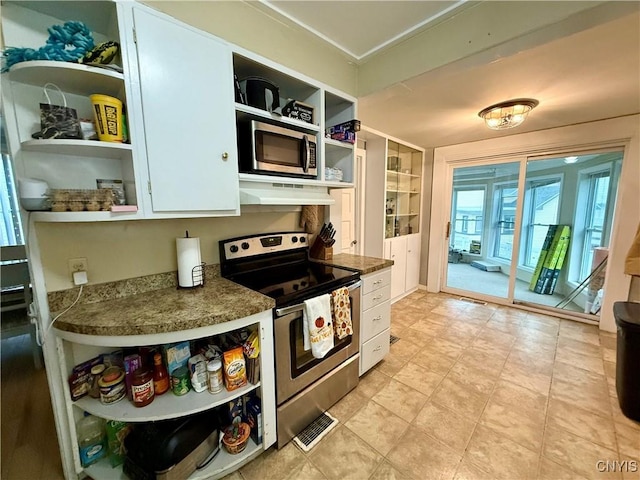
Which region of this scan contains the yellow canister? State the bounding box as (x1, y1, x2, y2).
(90, 94, 123, 142)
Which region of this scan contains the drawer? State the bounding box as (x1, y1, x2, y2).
(362, 269, 392, 295)
(360, 328, 390, 376)
(362, 284, 391, 311)
(361, 300, 391, 343)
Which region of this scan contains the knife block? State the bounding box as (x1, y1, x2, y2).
(309, 236, 333, 260)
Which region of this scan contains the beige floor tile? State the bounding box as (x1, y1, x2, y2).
(453, 457, 494, 480)
(476, 328, 517, 348)
(519, 318, 560, 337)
(479, 401, 545, 452)
(492, 307, 529, 320)
(542, 425, 620, 480)
(389, 339, 421, 363)
(610, 397, 640, 432)
(556, 349, 605, 376)
(240, 443, 307, 480)
(393, 362, 444, 396)
(464, 424, 539, 480)
(552, 361, 610, 393)
(500, 361, 552, 396)
(372, 379, 428, 423)
(622, 458, 640, 480)
(356, 369, 391, 399)
(403, 326, 443, 346)
(431, 304, 470, 318)
(471, 337, 512, 358)
(558, 325, 601, 346)
(446, 361, 498, 396)
(425, 336, 465, 359)
(423, 311, 453, 326)
(409, 319, 449, 337)
(328, 387, 368, 423)
(413, 401, 476, 454)
(390, 324, 409, 340)
(558, 336, 602, 358)
(485, 317, 523, 336)
(369, 460, 414, 480)
(345, 400, 410, 456)
(615, 422, 640, 459)
(546, 398, 617, 451)
(439, 326, 480, 347)
(283, 460, 327, 480)
(507, 348, 555, 374)
(456, 347, 507, 376)
(537, 457, 589, 480)
(411, 349, 457, 376)
(308, 426, 383, 480)
(387, 425, 461, 480)
(431, 378, 490, 421)
(604, 361, 616, 379)
(600, 335, 617, 350)
(375, 352, 408, 377)
(550, 378, 612, 416)
(603, 348, 617, 363)
(515, 327, 559, 347)
(449, 320, 484, 334)
(393, 311, 421, 329)
(221, 471, 243, 480)
(490, 381, 548, 420)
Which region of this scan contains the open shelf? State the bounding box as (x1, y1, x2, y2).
(21, 139, 132, 159)
(324, 138, 354, 149)
(9, 61, 124, 97)
(75, 382, 260, 423)
(235, 103, 320, 133)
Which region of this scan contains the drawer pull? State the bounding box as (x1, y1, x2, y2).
(373, 294, 383, 301)
(373, 316, 382, 321)
(373, 279, 382, 285)
(373, 346, 382, 352)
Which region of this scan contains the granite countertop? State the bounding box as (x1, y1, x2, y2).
(313, 253, 393, 275)
(53, 277, 275, 336)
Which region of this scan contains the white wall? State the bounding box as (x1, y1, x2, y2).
(428, 115, 640, 332)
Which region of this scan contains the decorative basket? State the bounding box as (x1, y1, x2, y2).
(222, 422, 250, 455)
(48, 188, 115, 212)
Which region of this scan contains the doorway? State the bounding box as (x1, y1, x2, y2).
(441, 150, 623, 322)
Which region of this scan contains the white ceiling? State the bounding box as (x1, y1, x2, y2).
(260, 1, 640, 150)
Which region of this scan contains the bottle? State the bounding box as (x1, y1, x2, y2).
(207, 359, 223, 394)
(77, 413, 106, 467)
(153, 353, 170, 395)
(131, 366, 155, 407)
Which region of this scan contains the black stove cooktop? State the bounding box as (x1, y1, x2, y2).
(219, 232, 359, 307)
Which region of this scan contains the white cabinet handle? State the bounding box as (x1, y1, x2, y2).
(373, 294, 383, 301)
(222, 152, 229, 160)
(373, 316, 382, 321)
(373, 346, 382, 352)
(373, 279, 382, 285)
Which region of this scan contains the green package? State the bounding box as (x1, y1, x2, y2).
(105, 420, 130, 467)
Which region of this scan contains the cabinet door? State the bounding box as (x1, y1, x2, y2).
(405, 234, 421, 291)
(389, 236, 407, 299)
(133, 8, 239, 213)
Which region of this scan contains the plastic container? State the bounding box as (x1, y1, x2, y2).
(207, 359, 223, 394)
(77, 413, 106, 467)
(98, 366, 126, 405)
(171, 366, 190, 396)
(90, 94, 123, 142)
(613, 301, 640, 421)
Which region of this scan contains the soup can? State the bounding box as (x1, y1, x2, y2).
(98, 366, 126, 404)
(171, 366, 190, 396)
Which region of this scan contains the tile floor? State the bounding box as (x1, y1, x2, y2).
(230, 290, 640, 480)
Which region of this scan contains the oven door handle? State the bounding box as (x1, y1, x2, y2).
(275, 280, 361, 317)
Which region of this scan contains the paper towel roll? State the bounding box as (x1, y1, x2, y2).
(177, 236, 202, 287)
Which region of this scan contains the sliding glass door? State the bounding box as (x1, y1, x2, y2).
(442, 150, 622, 321)
(445, 161, 520, 300)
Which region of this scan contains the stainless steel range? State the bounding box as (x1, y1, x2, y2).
(219, 232, 361, 448)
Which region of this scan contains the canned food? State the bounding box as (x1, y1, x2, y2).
(98, 366, 126, 405)
(171, 366, 190, 396)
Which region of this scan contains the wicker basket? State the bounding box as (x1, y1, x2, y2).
(222, 422, 250, 455)
(48, 188, 115, 212)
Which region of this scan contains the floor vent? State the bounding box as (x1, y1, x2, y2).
(390, 335, 400, 345)
(459, 297, 487, 305)
(293, 412, 338, 452)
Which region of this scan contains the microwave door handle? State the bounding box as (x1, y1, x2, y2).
(302, 135, 310, 173)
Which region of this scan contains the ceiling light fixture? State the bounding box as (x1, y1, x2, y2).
(478, 98, 539, 130)
(564, 156, 579, 164)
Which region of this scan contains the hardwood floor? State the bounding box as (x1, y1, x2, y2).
(1, 334, 64, 479)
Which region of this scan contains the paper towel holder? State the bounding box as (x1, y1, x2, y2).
(177, 261, 206, 289)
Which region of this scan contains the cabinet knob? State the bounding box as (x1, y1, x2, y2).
(373, 316, 382, 321)
(373, 294, 383, 301)
(373, 346, 382, 352)
(222, 152, 229, 160)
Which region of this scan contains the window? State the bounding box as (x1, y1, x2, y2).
(493, 184, 518, 260)
(1, 148, 23, 247)
(580, 170, 611, 279)
(451, 188, 485, 253)
(522, 178, 561, 267)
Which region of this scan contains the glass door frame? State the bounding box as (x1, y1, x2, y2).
(441, 156, 527, 305)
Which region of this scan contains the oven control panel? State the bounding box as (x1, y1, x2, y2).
(221, 232, 309, 260)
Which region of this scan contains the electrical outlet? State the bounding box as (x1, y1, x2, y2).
(68, 257, 88, 277)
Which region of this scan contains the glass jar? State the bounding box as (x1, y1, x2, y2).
(131, 367, 155, 408)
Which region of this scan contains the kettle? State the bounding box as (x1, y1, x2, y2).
(240, 77, 280, 113)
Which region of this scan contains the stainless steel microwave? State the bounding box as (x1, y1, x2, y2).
(238, 120, 317, 178)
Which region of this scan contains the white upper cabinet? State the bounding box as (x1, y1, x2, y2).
(130, 6, 240, 215)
